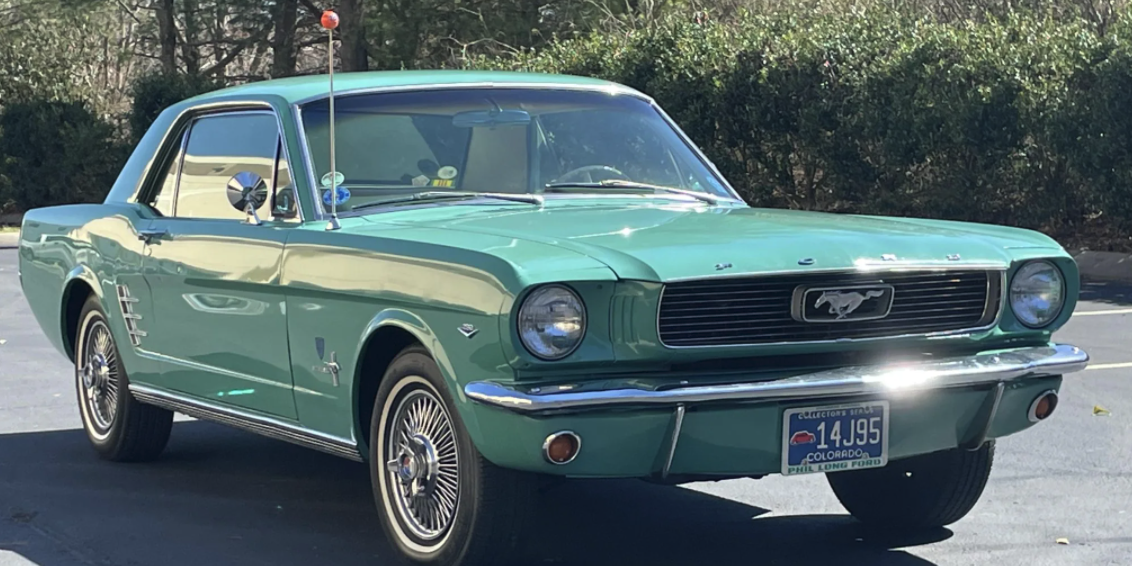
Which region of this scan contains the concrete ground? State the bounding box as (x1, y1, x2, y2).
(0, 248, 1129, 566)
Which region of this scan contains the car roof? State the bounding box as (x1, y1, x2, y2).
(184, 70, 643, 105)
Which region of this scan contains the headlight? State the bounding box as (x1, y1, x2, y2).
(518, 285, 586, 360)
(1010, 260, 1065, 328)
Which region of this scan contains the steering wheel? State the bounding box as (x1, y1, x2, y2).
(550, 165, 630, 184)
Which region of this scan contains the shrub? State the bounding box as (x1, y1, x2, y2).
(467, 6, 1132, 250)
(0, 100, 127, 212)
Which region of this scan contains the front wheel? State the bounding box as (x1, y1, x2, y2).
(370, 346, 536, 566)
(826, 441, 995, 530)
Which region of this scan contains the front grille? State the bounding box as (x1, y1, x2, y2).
(657, 269, 1000, 347)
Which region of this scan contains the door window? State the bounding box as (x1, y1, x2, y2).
(175, 112, 281, 220)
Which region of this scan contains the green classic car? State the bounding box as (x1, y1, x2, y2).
(18, 70, 1088, 566)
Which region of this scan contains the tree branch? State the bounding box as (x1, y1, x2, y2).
(199, 28, 271, 76)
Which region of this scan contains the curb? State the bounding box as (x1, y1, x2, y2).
(0, 232, 18, 250)
(1073, 251, 1132, 283)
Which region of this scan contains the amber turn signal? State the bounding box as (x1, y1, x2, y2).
(1028, 390, 1059, 422)
(543, 431, 581, 465)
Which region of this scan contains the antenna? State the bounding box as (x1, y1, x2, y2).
(322, 9, 341, 231)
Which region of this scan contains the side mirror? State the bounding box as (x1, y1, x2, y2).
(226, 172, 268, 225)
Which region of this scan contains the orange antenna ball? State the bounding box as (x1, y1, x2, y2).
(321, 10, 339, 30)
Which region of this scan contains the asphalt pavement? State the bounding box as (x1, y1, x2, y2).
(0, 248, 1129, 566)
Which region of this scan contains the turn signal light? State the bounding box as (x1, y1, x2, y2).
(543, 431, 581, 465)
(1028, 391, 1059, 422)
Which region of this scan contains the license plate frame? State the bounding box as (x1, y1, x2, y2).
(781, 400, 890, 476)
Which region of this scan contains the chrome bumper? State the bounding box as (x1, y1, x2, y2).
(464, 344, 1089, 415)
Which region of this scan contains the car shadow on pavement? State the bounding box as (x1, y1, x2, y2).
(1080, 278, 1132, 307)
(0, 421, 945, 566)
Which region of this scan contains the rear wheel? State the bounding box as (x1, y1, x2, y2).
(74, 295, 173, 461)
(826, 442, 995, 530)
(370, 346, 536, 566)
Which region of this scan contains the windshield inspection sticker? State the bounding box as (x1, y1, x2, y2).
(320, 171, 345, 187)
(437, 166, 458, 180)
(322, 186, 351, 205)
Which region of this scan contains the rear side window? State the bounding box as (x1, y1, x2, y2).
(175, 113, 279, 220)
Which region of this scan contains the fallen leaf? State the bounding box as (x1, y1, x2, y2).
(1056, 538, 1070, 545)
(1094, 405, 1112, 416)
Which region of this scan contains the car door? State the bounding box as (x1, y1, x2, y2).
(139, 109, 301, 418)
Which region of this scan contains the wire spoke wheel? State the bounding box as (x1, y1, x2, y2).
(384, 385, 460, 542)
(79, 318, 119, 434)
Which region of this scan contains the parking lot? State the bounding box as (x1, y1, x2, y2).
(0, 247, 1129, 566)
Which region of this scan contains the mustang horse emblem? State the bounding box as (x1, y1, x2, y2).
(814, 290, 886, 319)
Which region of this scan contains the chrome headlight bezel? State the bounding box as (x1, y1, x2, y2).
(517, 284, 587, 361)
(1009, 260, 1066, 328)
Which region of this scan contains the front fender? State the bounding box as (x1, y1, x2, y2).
(351, 307, 502, 457)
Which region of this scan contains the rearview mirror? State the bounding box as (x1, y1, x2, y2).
(226, 172, 268, 225)
(452, 108, 531, 128)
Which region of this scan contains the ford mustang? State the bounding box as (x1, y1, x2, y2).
(17, 70, 1088, 566)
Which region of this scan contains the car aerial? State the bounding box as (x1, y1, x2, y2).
(17, 69, 1088, 566)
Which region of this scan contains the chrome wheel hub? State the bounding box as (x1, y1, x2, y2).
(83, 353, 110, 390)
(79, 319, 119, 433)
(390, 433, 441, 496)
(384, 387, 459, 542)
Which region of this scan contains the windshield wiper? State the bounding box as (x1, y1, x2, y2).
(349, 191, 544, 212)
(543, 180, 722, 204)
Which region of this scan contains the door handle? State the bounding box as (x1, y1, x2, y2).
(137, 228, 169, 242)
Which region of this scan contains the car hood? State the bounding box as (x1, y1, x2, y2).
(370, 199, 1066, 281)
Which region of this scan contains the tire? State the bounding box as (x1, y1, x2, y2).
(74, 294, 173, 462)
(826, 441, 995, 530)
(370, 345, 536, 566)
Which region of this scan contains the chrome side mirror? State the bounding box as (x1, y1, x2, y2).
(226, 172, 269, 225)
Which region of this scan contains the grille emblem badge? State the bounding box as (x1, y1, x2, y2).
(816, 290, 883, 319)
(792, 284, 896, 323)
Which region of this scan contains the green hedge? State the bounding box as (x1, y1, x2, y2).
(467, 7, 1132, 250)
(0, 72, 222, 216)
(0, 100, 127, 213)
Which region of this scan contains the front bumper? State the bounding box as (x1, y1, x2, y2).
(462, 344, 1088, 478)
(465, 344, 1088, 414)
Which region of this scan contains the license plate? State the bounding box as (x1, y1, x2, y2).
(781, 401, 889, 476)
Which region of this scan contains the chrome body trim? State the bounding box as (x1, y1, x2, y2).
(129, 384, 362, 461)
(960, 381, 1004, 450)
(115, 284, 146, 346)
(656, 267, 1007, 349)
(464, 344, 1088, 415)
(660, 405, 686, 479)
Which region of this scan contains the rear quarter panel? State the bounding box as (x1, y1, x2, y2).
(19, 203, 160, 380)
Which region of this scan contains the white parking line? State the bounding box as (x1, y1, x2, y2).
(1074, 308, 1132, 316)
(1086, 362, 1132, 371)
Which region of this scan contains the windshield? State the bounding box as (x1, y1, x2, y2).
(298, 88, 734, 213)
